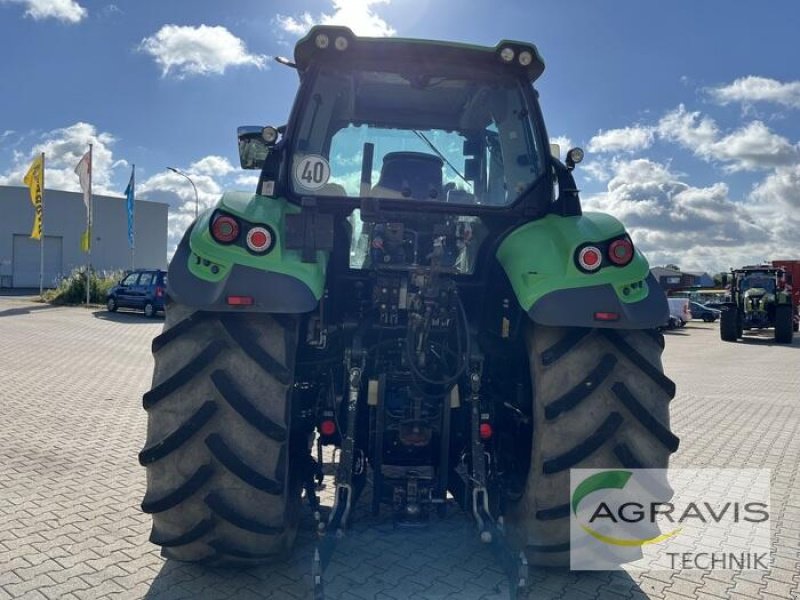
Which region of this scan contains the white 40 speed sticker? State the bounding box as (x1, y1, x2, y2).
(294, 155, 331, 190)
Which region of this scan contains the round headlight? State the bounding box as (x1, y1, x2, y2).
(261, 126, 278, 144)
(334, 36, 349, 51)
(499, 47, 515, 63)
(518, 50, 533, 66)
(315, 33, 330, 49)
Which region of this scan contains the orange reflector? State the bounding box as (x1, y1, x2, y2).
(227, 295, 254, 306)
(320, 420, 336, 436)
(479, 422, 493, 440)
(594, 311, 620, 321)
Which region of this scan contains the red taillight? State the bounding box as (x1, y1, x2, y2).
(594, 311, 620, 321)
(211, 215, 239, 243)
(608, 238, 634, 266)
(578, 246, 603, 271)
(320, 420, 336, 437)
(155, 286, 164, 298)
(226, 295, 254, 306)
(246, 226, 273, 253)
(479, 423, 493, 440)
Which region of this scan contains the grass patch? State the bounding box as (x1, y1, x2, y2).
(44, 267, 123, 305)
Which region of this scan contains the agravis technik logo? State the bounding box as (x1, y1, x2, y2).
(571, 469, 681, 546)
(570, 468, 771, 571)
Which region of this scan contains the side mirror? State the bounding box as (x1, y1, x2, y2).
(549, 143, 561, 160)
(237, 126, 279, 170)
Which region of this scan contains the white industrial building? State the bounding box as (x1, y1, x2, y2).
(0, 185, 168, 289)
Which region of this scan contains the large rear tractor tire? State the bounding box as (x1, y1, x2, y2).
(139, 301, 301, 565)
(505, 325, 678, 567)
(720, 307, 740, 342)
(774, 304, 794, 344)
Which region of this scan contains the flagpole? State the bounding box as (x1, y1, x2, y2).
(39, 152, 45, 298)
(130, 164, 135, 271)
(86, 143, 93, 307)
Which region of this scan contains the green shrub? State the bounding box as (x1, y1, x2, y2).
(44, 267, 123, 305)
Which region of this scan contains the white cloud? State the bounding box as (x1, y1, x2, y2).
(0, 0, 86, 23)
(137, 157, 248, 256)
(709, 76, 800, 110)
(751, 164, 800, 209)
(234, 174, 259, 188)
(582, 158, 778, 273)
(657, 104, 718, 148)
(657, 104, 798, 172)
(709, 121, 798, 171)
(189, 155, 236, 177)
(139, 25, 267, 78)
(587, 126, 654, 153)
(0, 122, 119, 196)
(276, 0, 396, 37)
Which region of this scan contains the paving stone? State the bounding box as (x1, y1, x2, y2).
(1, 297, 800, 599)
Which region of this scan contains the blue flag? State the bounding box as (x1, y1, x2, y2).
(125, 165, 134, 248)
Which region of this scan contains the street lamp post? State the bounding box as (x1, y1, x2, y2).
(166, 167, 199, 219)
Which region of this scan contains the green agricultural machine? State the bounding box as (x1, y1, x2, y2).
(720, 265, 795, 343)
(139, 27, 678, 592)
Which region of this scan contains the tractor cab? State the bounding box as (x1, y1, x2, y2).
(237, 27, 575, 275)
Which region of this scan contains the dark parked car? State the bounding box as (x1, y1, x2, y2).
(106, 269, 167, 317)
(689, 301, 721, 322)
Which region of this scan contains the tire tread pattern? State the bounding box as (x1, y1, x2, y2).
(141, 464, 214, 514)
(139, 401, 218, 465)
(205, 434, 283, 495)
(143, 340, 226, 409)
(210, 370, 288, 441)
(542, 412, 624, 474)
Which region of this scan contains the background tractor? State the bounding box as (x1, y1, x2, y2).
(139, 26, 678, 582)
(720, 265, 795, 343)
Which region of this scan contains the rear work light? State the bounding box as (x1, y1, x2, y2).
(578, 246, 603, 271)
(608, 238, 634, 266)
(211, 214, 239, 244)
(499, 47, 515, 62)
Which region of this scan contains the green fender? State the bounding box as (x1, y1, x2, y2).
(496, 212, 667, 329)
(167, 192, 327, 312)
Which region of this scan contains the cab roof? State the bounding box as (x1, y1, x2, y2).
(294, 26, 545, 82)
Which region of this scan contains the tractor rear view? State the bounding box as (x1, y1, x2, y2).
(720, 265, 795, 343)
(139, 27, 678, 588)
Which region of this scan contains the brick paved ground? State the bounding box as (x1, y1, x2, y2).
(0, 296, 798, 599)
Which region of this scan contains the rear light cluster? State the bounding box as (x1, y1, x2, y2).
(210, 212, 275, 255)
(574, 236, 635, 273)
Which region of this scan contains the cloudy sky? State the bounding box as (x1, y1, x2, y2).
(1, 0, 798, 272)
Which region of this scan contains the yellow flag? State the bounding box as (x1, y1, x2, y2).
(81, 227, 91, 252)
(23, 154, 44, 240)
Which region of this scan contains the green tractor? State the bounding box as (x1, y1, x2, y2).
(720, 265, 795, 343)
(139, 27, 678, 583)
